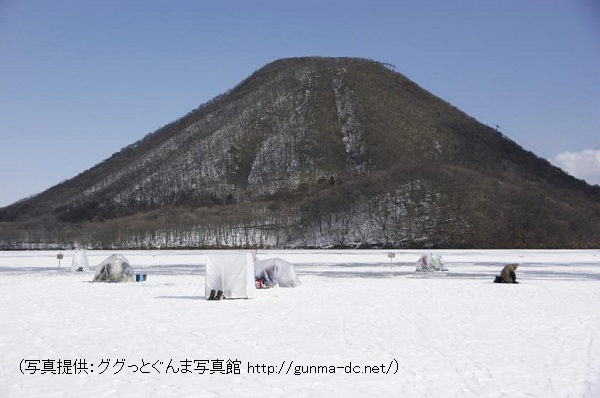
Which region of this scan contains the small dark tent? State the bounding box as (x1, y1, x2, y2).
(92, 254, 134, 283)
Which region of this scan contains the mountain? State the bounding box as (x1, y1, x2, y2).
(1, 57, 599, 249)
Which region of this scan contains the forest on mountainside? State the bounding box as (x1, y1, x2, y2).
(1, 57, 599, 249)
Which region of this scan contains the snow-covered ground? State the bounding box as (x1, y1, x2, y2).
(1, 249, 599, 397)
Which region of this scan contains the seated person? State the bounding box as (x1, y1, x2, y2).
(494, 263, 519, 283)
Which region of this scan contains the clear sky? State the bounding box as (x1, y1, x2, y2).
(1, 0, 599, 208)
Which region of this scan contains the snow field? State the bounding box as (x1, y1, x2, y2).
(0, 249, 599, 397)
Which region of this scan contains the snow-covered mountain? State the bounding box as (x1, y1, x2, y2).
(1, 57, 599, 249)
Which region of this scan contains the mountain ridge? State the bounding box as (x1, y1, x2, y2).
(1, 57, 599, 249)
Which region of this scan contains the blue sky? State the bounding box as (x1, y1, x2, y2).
(1, 0, 599, 207)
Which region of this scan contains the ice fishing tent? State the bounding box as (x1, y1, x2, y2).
(70, 250, 90, 272)
(415, 253, 448, 272)
(92, 254, 134, 282)
(205, 252, 255, 299)
(254, 257, 300, 288)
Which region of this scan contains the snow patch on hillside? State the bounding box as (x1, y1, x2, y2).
(333, 72, 369, 174)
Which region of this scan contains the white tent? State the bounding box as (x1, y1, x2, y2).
(254, 257, 300, 288)
(415, 253, 448, 272)
(92, 254, 134, 282)
(205, 252, 255, 299)
(70, 250, 90, 272)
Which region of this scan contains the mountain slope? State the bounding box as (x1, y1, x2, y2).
(1, 57, 599, 249)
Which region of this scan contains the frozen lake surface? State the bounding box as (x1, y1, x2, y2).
(1, 249, 599, 397)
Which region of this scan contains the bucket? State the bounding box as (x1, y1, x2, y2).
(136, 273, 147, 282)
